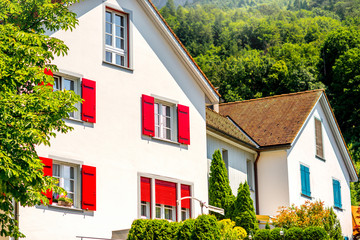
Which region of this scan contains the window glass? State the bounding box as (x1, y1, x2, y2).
(155, 103, 173, 140)
(52, 163, 78, 206)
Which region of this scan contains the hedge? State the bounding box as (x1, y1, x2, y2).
(269, 228, 286, 240)
(254, 229, 270, 240)
(302, 226, 329, 240)
(127, 215, 246, 240)
(285, 227, 303, 240)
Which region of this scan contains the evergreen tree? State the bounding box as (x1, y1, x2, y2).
(209, 149, 235, 220)
(166, 0, 177, 16)
(233, 182, 259, 233)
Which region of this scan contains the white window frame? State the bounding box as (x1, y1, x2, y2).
(154, 100, 177, 141)
(104, 8, 129, 67)
(53, 74, 81, 120)
(181, 207, 190, 221)
(247, 160, 254, 191)
(140, 201, 150, 219)
(52, 161, 81, 208)
(138, 174, 193, 222)
(155, 204, 176, 221)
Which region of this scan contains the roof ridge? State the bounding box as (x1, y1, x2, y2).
(219, 89, 324, 106)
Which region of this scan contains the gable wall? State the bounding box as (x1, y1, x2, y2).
(206, 134, 257, 208)
(19, 0, 211, 239)
(287, 100, 352, 238)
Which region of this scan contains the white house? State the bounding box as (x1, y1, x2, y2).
(17, 0, 220, 239)
(219, 90, 358, 239)
(206, 108, 258, 208)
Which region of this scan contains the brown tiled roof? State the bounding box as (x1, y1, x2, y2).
(146, 0, 220, 97)
(206, 108, 258, 149)
(219, 90, 324, 147)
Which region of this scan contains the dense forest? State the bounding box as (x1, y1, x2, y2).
(157, 0, 360, 204)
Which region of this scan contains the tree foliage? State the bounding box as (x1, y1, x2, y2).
(209, 150, 235, 220)
(273, 201, 342, 239)
(0, 0, 81, 237)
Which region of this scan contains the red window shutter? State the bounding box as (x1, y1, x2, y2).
(82, 79, 96, 123)
(40, 68, 54, 88)
(155, 180, 176, 206)
(178, 104, 190, 145)
(40, 157, 53, 204)
(181, 184, 191, 209)
(142, 94, 155, 136)
(82, 165, 96, 211)
(141, 177, 151, 202)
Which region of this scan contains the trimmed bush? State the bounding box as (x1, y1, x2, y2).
(192, 214, 221, 240)
(177, 218, 195, 240)
(127, 219, 149, 240)
(269, 228, 286, 240)
(254, 229, 270, 240)
(303, 226, 329, 240)
(218, 219, 247, 240)
(285, 227, 303, 240)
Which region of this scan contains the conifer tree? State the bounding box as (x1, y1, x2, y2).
(233, 182, 259, 234)
(209, 149, 235, 219)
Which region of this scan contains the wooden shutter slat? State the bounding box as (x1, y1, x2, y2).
(178, 104, 190, 145)
(142, 94, 155, 136)
(40, 157, 53, 204)
(82, 165, 96, 211)
(82, 79, 96, 123)
(315, 119, 323, 158)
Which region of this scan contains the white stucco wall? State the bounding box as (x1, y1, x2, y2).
(257, 150, 290, 216)
(206, 133, 257, 209)
(288, 99, 353, 238)
(19, 0, 213, 239)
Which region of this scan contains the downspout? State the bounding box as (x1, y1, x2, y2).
(254, 152, 260, 215)
(15, 200, 19, 240)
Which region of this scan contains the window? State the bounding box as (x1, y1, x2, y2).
(333, 179, 342, 209)
(105, 9, 129, 67)
(40, 157, 97, 211)
(155, 102, 174, 141)
(139, 176, 191, 221)
(53, 163, 78, 206)
(247, 160, 254, 190)
(315, 118, 324, 159)
(142, 94, 190, 145)
(222, 149, 229, 177)
(53, 75, 81, 119)
(300, 164, 311, 197)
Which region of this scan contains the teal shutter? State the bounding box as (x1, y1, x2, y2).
(333, 179, 342, 208)
(300, 165, 311, 196)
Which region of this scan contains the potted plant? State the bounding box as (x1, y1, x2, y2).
(57, 195, 73, 207)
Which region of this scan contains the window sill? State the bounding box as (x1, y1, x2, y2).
(103, 61, 134, 72)
(152, 136, 181, 145)
(315, 155, 326, 162)
(334, 206, 343, 211)
(36, 204, 94, 216)
(301, 193, 312, 199)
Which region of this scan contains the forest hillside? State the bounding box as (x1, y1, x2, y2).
(157, 0, 360, 204)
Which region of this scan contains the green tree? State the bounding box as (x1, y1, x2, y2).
(233, 182, 259, 234)
(0, 0, 81, 237)
(209, 150, 235, 220)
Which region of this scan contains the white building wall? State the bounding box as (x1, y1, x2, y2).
(257, 150, 289, 216)
(288, 101, 353, 239)
(206, 134, 257, 207)
(19, 0, 211, 239)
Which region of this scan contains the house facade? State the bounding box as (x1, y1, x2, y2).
(219, 90, 358, 239)
(18, 0, 220, 239)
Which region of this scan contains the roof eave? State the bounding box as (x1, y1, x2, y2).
(137, 0, 220, 104)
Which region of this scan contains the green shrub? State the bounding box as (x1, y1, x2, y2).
(269, 228, 286, 240)
(192, 214, 221, 240)
(254, 229, 270, 240)
(178, 218, 195, 240)
(218, 219, 247, 240)
(303, 226, 329, 240)
(285, 227, 303, 240)
(127, 219, 149, 240)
